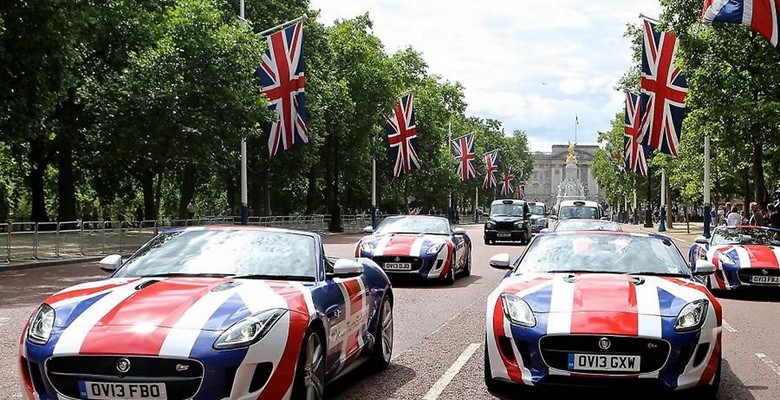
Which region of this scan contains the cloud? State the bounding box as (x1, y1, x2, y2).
(309, 0, 663, 152)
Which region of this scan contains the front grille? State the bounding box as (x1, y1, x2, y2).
(46, 356, 203, 400)
(495, 221, 516, 230)
(539, 335, 670, 374)
(738, 268, 780, 283)
(371, 256, 424, 271)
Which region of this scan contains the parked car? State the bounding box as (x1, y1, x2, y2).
(19, 226, 393, 400)
(689, 225, 780, 291)
(355, 215, 471, 284)
(484, 199, 532, 245)
(485, 231, 721, 396)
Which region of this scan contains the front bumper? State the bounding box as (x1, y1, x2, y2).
(484, 229, 525, 241)
(713, 264, 780, 290)
(366, 253, 448, 279)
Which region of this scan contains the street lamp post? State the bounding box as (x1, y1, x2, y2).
(239, 0, 248, 225)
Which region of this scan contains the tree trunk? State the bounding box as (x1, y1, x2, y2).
(141, 172, 157, 221)
(742, 167, 751, 217)
(666, 187, 674, 229)
(305, 165, 317, 214)
(751, 139, 766, 206)
(56, 135, 77, 221)
(29, 137, 50, 223)
(178, 166, 196, 219)
(154, 172, 163, 220)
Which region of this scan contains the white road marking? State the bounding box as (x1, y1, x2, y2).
(0, 317, 9, 327)
(756, 353, 780, 377)
(723, 319, 738, 333)
(422, 343, 481, 400)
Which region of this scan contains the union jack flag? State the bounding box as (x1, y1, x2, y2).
(624, 91, 651, 176)
(702, 0, 780, 50)
(500, 171, 514, 196)
(451, 133, 476, 181)
(385, 93, 421, 177)
(258, 21, 308, 157)
(483, 150, 499, 189)
(638, 18, 688, 156)
(517, 179, 526, 199)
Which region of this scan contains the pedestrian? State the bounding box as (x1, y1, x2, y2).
(768, 204, 780, 230)
(726, 205, 742, 226)
(748, 202, 766, 226)
(722, 202, 731, 225)
(186, 200, 196, 220)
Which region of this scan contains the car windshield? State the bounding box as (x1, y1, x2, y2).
(114, 229, 318, 279)
(375, 216, 450, 235)
(555, 220, 619, 232)
(515, 233, 690, 276)
(529, 205, 545, 215)
(711, 227, 780, 246)
(491, 203, 524, 217)
(558, 205, 599, 220)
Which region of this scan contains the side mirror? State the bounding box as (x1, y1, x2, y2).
(693, 259, 716, 276)
(99, 254, 122, 272)
(362, 225, 374, 234)
(694, 235, 708, 245)
(453, 228, 466, 235)
(540, 228, 550, 233)
(488, 253, 512, 270)
(330, 258, 364, 278)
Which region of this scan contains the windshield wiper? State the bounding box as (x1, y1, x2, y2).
(232, 274, 315, 281)
(144, 272, 235, 278)
(631, 271, 689, 277)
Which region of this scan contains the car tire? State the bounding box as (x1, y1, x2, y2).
(484, 237, 491, 245)
(461, 248, 472, 277)
(443, 254, 456, 285)
(291, 328, 326, 400)
(368, 295, 393, 371)
(484, 336, 501, 392)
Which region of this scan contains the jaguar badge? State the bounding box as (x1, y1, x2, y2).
(598, 337, 611, 350)
(116, 358, 131, 374)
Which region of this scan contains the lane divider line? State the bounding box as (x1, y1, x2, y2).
(756, 353, 780, 377)
(422, 342, 481, 400)
(722, 319, 738, 333)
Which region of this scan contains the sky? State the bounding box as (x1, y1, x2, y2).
(308, 0, 663, 152)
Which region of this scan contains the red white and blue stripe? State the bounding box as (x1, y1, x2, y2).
(451, 133, 477, 181)
(385, 93, 421, 177)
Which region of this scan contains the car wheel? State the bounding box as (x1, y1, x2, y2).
(484, 336, 501, 392)
(462, 249, 472, 277)
(292, 328, 326, 400)
(443, 254, 456, 285)
(368, 295, 393, 371)
(484, 237, 491, 245)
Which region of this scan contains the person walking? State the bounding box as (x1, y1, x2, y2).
(726, 205, 742, 226)
(749, 202, 766, 226)
(768, 204, 780, 230)
(186, 200, 196, 220)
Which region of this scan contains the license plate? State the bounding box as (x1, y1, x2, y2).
(79, 381, 167, 399)
(497, 232, 511, 238)
(567, 353, 641, 372)
(751, 275, 780, 284)
(384, 262, 412, 271)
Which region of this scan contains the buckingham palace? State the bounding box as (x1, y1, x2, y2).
(523, 144, 603, 204)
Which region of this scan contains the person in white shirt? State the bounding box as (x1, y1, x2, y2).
(726, 206, 742, 226)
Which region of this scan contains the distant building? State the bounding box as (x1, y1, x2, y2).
(524, 144, 603, 205)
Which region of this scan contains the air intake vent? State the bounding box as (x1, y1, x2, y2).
(135, 280, 159, 290)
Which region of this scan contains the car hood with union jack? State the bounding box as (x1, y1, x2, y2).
(708, 244, 780, 269)
(355, 233, 452, 258)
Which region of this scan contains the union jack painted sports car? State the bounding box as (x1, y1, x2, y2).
(689, 225, 780, 291)
(19, 226, 393, 400)
(485, 231, 721, 396)
(355, 216, 471, 284)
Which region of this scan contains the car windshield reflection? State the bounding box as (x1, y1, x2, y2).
(711, 226, 780, 246)
(374, 216, 450, 235)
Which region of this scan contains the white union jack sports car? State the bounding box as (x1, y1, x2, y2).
(19, 226, 393, 400)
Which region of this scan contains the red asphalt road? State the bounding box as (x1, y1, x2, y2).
(0, 224, 778, 399)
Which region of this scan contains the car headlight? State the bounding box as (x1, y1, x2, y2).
(486, 221, 496, 228)
(514, 221, 524, 228)
(214, 309, 286, 350)
(717, 252, 736, 265)
(426, 243, 445, 255)
(500, 293, 536, 327)
(27, 304, 55, 345)
(674, 299, 709, 332)
(360, 242, 374, 255)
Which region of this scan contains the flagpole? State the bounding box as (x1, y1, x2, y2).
(239, 0, 249, 225)
(448, 120, 454, 223)
(475, 186, 479, 223)
(574, 114, 578, 144)
(371, 138, 377, 228)
(659, 171, 666, 231)
(703, 134, 712, 238)
(258, 14, 307, 36)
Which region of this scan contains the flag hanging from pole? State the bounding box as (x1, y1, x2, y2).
(638, 18, 688, 156)
(702, 0, 780, 50)
(385, 93, 421, 177)
(258, 20, 308, 157)
(451, 133, 476, 181)
(483, 150, 499, 189)
(624, 91, 651, 176)
(517, 179, 525, 199)
(500, 171, 514, 196)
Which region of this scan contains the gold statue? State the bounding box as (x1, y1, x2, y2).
(566, 142, 578, 164)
